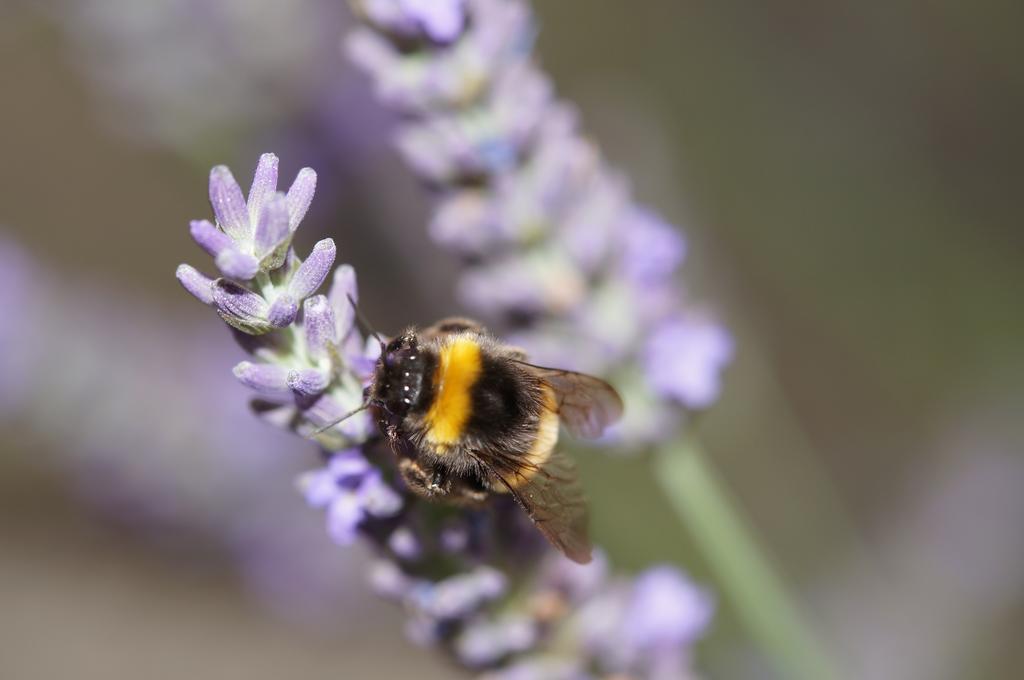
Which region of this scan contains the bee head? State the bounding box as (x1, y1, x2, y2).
(372, 330, 429, 416)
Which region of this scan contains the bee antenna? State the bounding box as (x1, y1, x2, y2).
(347, 294, 386, 351)
(308, 400, 372, 438)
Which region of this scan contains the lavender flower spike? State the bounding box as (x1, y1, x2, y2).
(347, 0, 733, 443)
(177, 154, 373, 448)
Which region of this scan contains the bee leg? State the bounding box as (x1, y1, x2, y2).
(429, 469, 446, 493)
(397, 458, 434, 497)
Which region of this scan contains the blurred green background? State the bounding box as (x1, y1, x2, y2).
(1, 1, 1022, 678)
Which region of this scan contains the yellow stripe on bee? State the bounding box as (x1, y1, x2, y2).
(424, 335, 483, 448)
(511, 386, 560, 488)
(480, 388, 560, 496)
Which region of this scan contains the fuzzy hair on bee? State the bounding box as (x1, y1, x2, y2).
(344, 317, 623, 564)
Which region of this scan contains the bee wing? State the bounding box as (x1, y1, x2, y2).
(475, 447, 592, 564)
(515, 362, 624, 439)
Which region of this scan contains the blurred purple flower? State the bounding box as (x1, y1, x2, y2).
(645, 315, 735, 409)
(299, 449, 403, 544)
(346, 0, 731, 443)
(623, 566, 715, 657)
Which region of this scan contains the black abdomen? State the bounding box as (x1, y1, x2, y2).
(466, 355, 540, 442)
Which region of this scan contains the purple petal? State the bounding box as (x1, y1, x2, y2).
(454, 624, 506, 668)
(644, 316, 733, 409)
(326, 492, 363, 545)
(286, 368, 330, 396)
(212, 280, 269, 331)
(622, 566, 714, 650)
(297, 468, 338, 508)
(576, 585, 631, 658)
(369, 560, 412, 599)
(472, 567, 507, 600)
(388, 527, 421, 560)
(327, 450, 372, 480)
(189, 219, 231, 257)
(286, 167, 317, 230)
(208, 165, 250, 241)
(288, 239, 336, 299)
(254, 192, 291, 259)
(214, 248, 260, 280)
(327, 264, 358, 339)
(620, 208, 686, 283)
(418, 567, 506, 619)
(175, 264, 214, 305)
(397, 0, 466, 42)
(303, 295, 337, 360)
(247, 153, 279, 226)
(232, 361, 290, 395)
(267, 294, 298, 328)
(358, 470, 403, 518)
(455, 617, 536, 668)
(486, 658, 585, 680)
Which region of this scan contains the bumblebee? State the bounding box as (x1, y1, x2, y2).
(362, 317, 623, 564)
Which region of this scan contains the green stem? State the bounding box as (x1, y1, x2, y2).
(654, 438, 841, 680)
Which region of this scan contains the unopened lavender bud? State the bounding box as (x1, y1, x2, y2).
(189, 219, 232, 258)
(214, 248, 260, 280)
(247, 152, 279, 225)
(286, 367, 330, 397)
(233, 361, 290, 396)
(286, 167, 317, 230)
(208, 165, 250, 241)
(288, 239, 336, 299)
(212, 280, 270, 334)
(328, 450, 373, 479)
(303, 295, 337, 361)
(175, 264, 215, 305)
(254, 193, 291, 261)
(267, 294, 298, 328)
